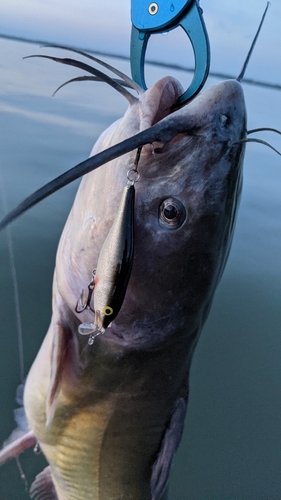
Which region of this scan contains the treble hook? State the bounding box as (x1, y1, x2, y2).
(75, 270, 96, 313)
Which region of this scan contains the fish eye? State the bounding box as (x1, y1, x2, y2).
(159, 198, 186, 230)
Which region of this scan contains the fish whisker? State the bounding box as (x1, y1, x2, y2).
(234, 137, 281, 156)
(247, 127, 281, 136)
(52, 76, 134, 97)
(24, 55, 137, 105)
(42, 44, 144, 95)
(0, 119, 202, 231)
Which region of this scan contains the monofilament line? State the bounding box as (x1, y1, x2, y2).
(237, 2, 270, 82)
(0, 163, 25, 382)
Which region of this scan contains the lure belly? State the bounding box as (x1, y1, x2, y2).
(78, 182, 136, 343)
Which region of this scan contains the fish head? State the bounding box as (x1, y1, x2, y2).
(110, 78, 247, 347)
(57, 77, 246, 349)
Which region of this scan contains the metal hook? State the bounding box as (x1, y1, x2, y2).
(75, 270, 96, 313)
(127, 147, 142, 185)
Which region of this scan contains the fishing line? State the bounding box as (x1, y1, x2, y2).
(237, 2, 270, 82)
(16, 456, 29, 491)
(0, 164, 25, 382)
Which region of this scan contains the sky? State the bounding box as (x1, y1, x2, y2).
(0, 0, 281, 84)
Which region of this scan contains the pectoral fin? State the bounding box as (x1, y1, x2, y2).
(0, 430, 36, 464)
(151, 397, 187, 500)
(30, 466, 59, 500)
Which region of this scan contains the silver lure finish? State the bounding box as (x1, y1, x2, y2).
(93, 182, 135, 331)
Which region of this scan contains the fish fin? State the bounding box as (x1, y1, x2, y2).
(46, 320, 72, 426)
(0, 430, 36, 464)
(0, 381, 36, 464)
(30, 466, 59, 500)
(150, 397, 187, 500)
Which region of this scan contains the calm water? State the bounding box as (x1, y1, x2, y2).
(0, 35, 280, 500)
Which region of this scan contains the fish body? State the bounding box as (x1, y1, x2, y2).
(2, 76, 246, 499)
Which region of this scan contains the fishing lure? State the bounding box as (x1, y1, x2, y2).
(76, 148, 141, 345)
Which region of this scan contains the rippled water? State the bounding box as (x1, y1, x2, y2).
(0, 36, 280, 499)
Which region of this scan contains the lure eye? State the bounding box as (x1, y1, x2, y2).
(159, 198, 186, 230)
(103, 306, 113, 316)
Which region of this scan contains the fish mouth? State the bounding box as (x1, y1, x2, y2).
(138, 78, 247, 159)
(138, 76, 185, 132)
(136, 76, 187, 155)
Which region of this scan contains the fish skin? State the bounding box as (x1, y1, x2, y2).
(2, 76, 246, 499)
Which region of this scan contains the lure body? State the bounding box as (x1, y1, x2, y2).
(94, 183, 135, 328)
(78, 182, 135, 339)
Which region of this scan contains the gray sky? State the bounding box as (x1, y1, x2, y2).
(0, 1, 280, 83)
